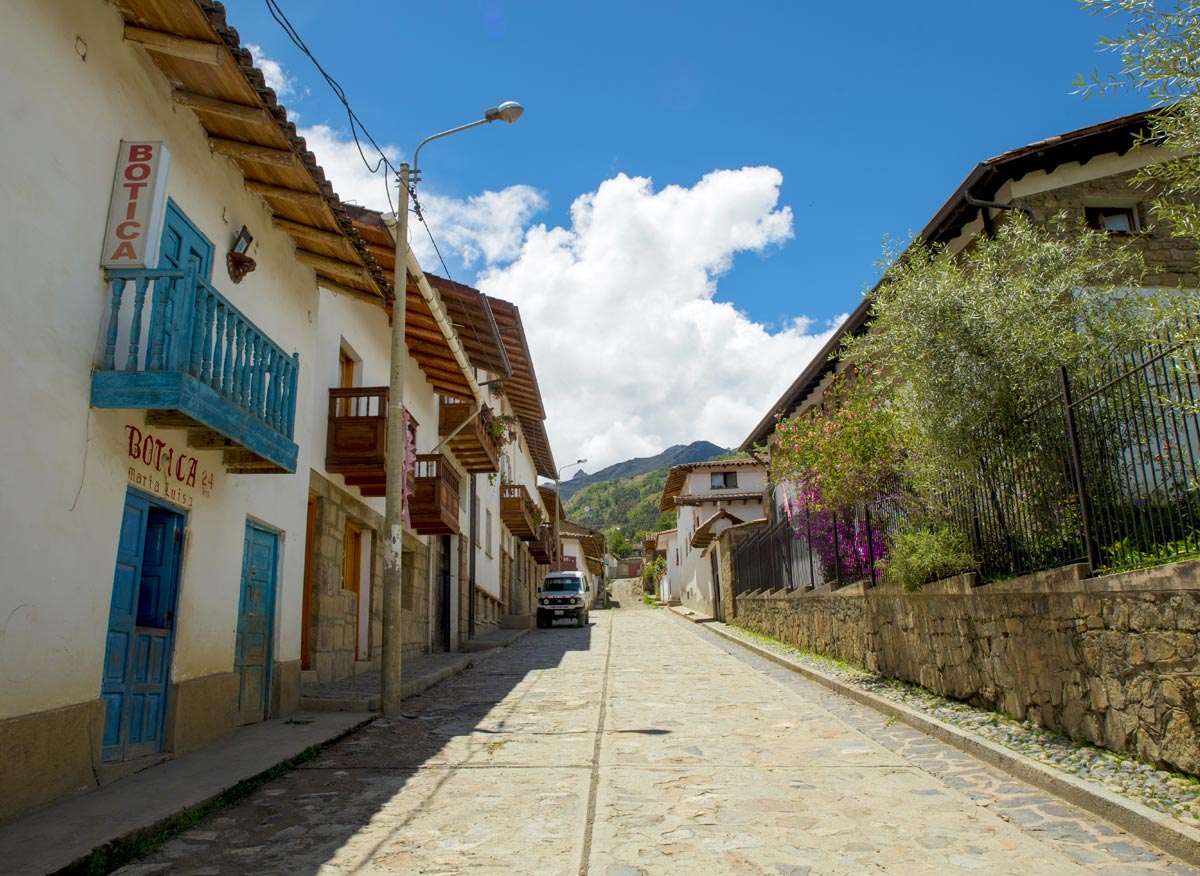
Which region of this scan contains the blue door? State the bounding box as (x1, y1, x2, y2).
(156, 201, 212, 369)
(236, 523, 279, 725)
(101, 490, 184, 762)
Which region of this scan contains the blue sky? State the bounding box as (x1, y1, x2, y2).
(224, 1, 1148, 470)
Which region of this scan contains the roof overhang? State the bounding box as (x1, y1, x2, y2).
(114, 1, 391, 302)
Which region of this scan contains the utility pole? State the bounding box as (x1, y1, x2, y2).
(380, 163, 411, 717)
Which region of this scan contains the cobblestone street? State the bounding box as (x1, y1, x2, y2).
(116, 598, 1198, 875)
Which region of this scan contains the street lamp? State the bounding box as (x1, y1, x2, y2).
(554, 458, 587, 572)
(381, 102, 524, 716)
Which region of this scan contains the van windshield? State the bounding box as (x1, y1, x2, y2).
(543, 578, 582, 592)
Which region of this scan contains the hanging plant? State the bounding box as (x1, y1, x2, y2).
(480, 405, 517, 449)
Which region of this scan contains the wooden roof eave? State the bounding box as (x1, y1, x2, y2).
(115, 0, 389, 304)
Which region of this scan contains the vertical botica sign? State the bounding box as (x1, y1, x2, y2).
(101, 140, 171, 269)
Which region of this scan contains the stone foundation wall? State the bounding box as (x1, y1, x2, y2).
(734, 560, 1200, 776)
(400, 533, 431, 659)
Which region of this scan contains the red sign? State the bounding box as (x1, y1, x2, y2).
(101, 141, 170, 268)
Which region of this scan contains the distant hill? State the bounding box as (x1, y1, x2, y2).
(560, 441, 732, 541)
(558, 440, 725, 502)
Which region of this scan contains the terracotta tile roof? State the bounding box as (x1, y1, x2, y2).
(690, 509, 745, 549)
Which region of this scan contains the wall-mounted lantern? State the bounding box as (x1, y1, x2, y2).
(227, 224, 256, 283)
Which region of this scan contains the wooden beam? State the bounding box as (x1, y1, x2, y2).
(124, 25, 224, 65)
(295, 250, 372, 285)
(317, 277, 384, 306)
(271, 217, 349, 250)
(245, 180, 327, 209)
(210, 138, 295, 168)
(173, 90, 271, 125)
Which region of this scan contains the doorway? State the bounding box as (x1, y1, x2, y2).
(236, 522, 279, 725)
(101, 489, 185, 762)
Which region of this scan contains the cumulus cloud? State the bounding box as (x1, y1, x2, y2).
(473, 169, 843, 472)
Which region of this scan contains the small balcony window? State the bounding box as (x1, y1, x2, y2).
(710, 472, 738, 489)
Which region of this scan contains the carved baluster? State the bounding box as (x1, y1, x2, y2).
(254, 335, 268, 419)
(242, 330, 258, 412)
(147, 275, 170, 371)
(124, 277, 149, 371)
(263, 347, 278, 426)
(200, 291, 216, 384)
(222, 313, 237, 396)
(188, 282, 206, 377)
(286, 353, 300, 438)
(102, 276, 125, 370)
(234, 323, 248, 407)
(211, 303, 226, 393)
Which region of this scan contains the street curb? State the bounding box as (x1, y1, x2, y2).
(685, 616, 1200, 869)
(667, 605, 714, 624)
(55, 715, 376, 876)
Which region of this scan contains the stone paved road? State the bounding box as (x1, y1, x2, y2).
(115, 606, 1197, 876)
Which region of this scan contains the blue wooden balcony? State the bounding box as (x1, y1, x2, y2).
(91, 268, 299, 473)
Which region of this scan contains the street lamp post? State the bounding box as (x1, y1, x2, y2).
(381, 101, 524, 717)
(553, 458, 587, 573)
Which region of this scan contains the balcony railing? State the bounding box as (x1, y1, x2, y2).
(326, 387, 388, 496)
(411, 453, 461, 535)
(500, 482, 539, 539)
(91, 267, 299, 472)
(437, 395, 499, 474)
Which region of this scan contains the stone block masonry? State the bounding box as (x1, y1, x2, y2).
(734, 560, 1200, 776)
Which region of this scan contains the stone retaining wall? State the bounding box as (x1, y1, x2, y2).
(734, 560, 1200, 775)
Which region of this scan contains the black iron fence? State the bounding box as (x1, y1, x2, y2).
(733, 331, 1200, 593)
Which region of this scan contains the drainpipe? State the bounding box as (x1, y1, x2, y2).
(468, 474, 477, 640)
(963, 191, 1034, 237)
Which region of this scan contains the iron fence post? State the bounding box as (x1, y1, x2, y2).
(1060, 365, 1101, 574)
(864, 504, 877, 587)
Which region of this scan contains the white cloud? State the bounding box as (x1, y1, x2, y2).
(473, 169, 843, 473)
(246, 44, 297, 100)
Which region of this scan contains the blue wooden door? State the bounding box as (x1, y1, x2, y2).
(101, 491, 183, 762)
(156, 201, 212, 369)
(236, 523, 278, 725)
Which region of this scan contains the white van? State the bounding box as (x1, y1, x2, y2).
(537, 571, 591, 628)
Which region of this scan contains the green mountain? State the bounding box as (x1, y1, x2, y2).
(564, 466, 678, 543)
(561, 441, 735, 542)
(558, 440, 725, 502)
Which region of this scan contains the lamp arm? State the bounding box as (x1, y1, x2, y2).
(412, 117, 495, 176)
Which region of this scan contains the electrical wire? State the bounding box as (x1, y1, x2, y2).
(263, 0, 467, 286)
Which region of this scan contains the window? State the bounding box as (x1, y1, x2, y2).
(1085, 205, 1140, 234)
(710, 471, 738, 489)
(485, 509, 493, 558)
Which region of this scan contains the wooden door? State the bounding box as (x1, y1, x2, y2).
(236, 523, 278, 725)
(101, 491, 182, 762)
(344, 521, 362, 653)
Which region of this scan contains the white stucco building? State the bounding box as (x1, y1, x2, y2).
(658, 460, 767, 617)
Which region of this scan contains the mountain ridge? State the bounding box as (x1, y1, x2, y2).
(558, 440, 726, 502)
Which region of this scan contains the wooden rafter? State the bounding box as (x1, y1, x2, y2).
(210, 138, 295, 168)
(124, 25, 223, 64)
(244, 180, 327, 209)
(172, 90, 270, 125)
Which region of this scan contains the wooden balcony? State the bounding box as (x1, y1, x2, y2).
(529, 524, 553, 563)
(500, 482, 539, 539)
(325, 387, 390, 496)
(437, 395, 499, 474)
(410, 453, 461, 535)
(91, 268, 299, 472)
